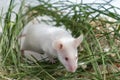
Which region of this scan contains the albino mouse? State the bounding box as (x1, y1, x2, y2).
(19, 23, 83, 72)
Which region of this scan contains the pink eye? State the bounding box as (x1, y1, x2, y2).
(65, 57, 68, 61)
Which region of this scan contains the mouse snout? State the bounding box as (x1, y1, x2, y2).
(68, 65, 77, 72)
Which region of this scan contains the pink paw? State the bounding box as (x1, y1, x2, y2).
(49, 58, 56, 64)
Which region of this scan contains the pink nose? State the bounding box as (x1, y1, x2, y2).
(69, 66, 77, 72)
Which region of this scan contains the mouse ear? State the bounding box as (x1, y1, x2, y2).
(74, 34, 83, 47)
(52, 40, 63, 50)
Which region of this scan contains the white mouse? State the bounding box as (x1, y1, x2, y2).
(19, 23, 83, 72)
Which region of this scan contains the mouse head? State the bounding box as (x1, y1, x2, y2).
(52, 34, 83, 72)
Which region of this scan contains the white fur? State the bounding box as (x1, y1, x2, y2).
(20, 23, 83, 72)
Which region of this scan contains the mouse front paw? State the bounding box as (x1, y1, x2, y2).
(45, 53, 57, 64)
(48, 57, 56, 64)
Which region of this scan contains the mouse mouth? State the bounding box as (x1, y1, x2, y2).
(66, 65, 77, 73)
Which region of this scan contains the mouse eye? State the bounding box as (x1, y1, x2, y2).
(65, 57, 69, 61)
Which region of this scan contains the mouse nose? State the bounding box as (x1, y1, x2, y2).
(69, 65, 77, 72)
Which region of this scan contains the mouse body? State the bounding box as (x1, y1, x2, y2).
(19, 23, 83, 72)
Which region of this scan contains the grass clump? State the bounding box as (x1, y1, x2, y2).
(0, 0, 120, 80)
